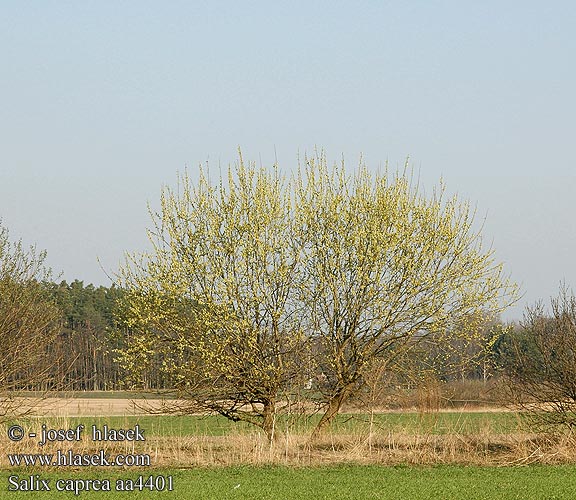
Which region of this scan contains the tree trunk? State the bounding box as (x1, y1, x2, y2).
(262, 399, 277, 443)
(311, 385, 353, 440)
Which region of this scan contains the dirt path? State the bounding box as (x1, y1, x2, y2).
(13, 397, 170, 417)
(16, 398, 507, 417)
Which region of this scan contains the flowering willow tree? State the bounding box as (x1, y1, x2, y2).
(295, 154, 516, 436)
(117, 155, 306, 441)
(117, 151, 517, 440)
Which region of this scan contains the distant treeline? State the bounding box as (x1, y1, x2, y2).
(46, 280, 125, 391)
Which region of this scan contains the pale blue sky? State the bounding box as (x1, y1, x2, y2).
(1, 1, 575, 320)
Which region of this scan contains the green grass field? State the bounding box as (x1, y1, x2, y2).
(7, 411, 522, 438)
(2, 465, 576, 499)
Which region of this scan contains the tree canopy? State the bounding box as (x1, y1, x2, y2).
(116, 151, 517, 439)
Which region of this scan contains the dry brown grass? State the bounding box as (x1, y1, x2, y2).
(152, 428, 576, 467)
(3, 410, 576, 469)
